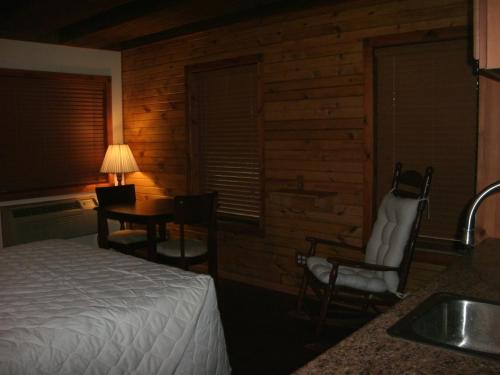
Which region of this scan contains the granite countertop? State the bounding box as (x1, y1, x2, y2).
(293, 239, 500, 375)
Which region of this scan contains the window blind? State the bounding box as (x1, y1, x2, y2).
(0, 69, 110, 197)
(188, 61, 262, 222)
(375, 39, 477, 240)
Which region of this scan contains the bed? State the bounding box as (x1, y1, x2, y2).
(0, 239, 231, 375)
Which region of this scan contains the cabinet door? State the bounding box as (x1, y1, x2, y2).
(474, 0, 500, 69)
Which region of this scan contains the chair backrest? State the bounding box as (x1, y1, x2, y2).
(365, 163, 433, 293)
(174, 192, 218, 229)
(174, 192, 218, 277)
(95, 184, 136, 206)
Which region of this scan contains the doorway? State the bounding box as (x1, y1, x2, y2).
(372, 36, 477, 244)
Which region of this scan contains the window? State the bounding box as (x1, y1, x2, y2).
(186, 56, 263, 225)
(375, 39, 477, 241)
(0, 69, 110, 200)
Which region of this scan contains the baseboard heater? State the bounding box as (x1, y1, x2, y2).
(1, 196, 98, 247)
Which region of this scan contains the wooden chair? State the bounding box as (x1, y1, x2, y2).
(156, 192, 218, 280)
(95, 184, 149, 253)
(296, 163, 433, 336)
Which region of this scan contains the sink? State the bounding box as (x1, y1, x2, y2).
(388, 293, 500, 361)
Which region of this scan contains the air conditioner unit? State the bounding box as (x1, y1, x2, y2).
(1, 196, 98, 247)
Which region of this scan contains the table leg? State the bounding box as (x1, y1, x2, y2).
(147, 221, 157, 262)
(158, 223, 167, 241)
(97, 210, 109, 249)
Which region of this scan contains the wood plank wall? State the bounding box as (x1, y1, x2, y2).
(476, 76, 500, 241)
(122, 0, 469, 294)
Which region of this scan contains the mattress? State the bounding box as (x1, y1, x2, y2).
(0, 239, 231, 375)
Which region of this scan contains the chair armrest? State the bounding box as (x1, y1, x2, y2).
(326, 257, 400, 272)
(305, 236, 360, 251)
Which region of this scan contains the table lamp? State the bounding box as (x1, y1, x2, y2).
(100, 144, 139, 185)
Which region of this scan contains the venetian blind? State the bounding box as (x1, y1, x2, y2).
(189, 62, 262, 222)
(0, 69, 109, 196)
(375, 39, 477, 240)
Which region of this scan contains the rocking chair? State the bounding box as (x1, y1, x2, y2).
(296, 163, 433, 336)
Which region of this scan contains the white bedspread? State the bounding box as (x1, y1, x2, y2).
(0, 239, 231, 375)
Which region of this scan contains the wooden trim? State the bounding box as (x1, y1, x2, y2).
(367, 26, 469, 49)
(476, 76, 500, 241)
(104, 77, 114, 186)
(0, 67, 111, 83)
(219, 270, 299, 297)
(256, 54, 266, 233)
(362, 26, 470, 243)
(218, 220, 264, 236)
(186, 54, 263, 74)
(362, 39, 374, 246)
(105, 77, 113, 146)
(473, 0, 482, 61)
(185, 65, 195, 194)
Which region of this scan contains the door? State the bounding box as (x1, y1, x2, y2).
(375, 39, 477, 243)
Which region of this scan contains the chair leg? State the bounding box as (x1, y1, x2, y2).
(363, 295, 372, 312)
(316, 286, 333, 337)
(208, 254, 218, 288)
(296, 268, 310, 313)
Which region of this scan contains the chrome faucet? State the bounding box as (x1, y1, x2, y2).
(462, 181, 500, 247)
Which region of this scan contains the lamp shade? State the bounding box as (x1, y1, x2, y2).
(100, 144, 139, 173)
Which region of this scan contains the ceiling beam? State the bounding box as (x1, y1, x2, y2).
(58, 0, 181, 43)
(119, 0, 334, 49)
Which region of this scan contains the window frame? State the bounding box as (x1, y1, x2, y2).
(0, 68, 113, 201)
(185, 54, 265, 231)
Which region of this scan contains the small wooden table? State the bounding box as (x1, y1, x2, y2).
(96, 198, 174, 261)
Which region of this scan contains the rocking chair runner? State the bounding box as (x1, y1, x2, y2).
(296, 163, 433, 335)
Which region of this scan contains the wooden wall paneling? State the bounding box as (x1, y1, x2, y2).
(265, 74, 364, 93)
(475, 76, 500, 241)
(122, 0, 468, 70)
(474, 0, 500, 69)
(122, 0, 470, 294)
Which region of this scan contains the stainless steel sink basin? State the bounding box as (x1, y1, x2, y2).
(388, 293, 500, 361)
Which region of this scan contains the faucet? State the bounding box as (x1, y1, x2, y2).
(462, 181, 500, 247)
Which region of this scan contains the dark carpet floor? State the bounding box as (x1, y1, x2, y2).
(216, 280, 361, 375)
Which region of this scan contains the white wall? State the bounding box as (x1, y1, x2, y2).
(0, 38, 123, 247)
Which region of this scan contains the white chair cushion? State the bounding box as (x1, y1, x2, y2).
(307, 256, 387, 293)
(305, 193, 420, 294)
(364, 192, 419, 293)
(108, 229, 148, 245)
(156, 239, 208, 258)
